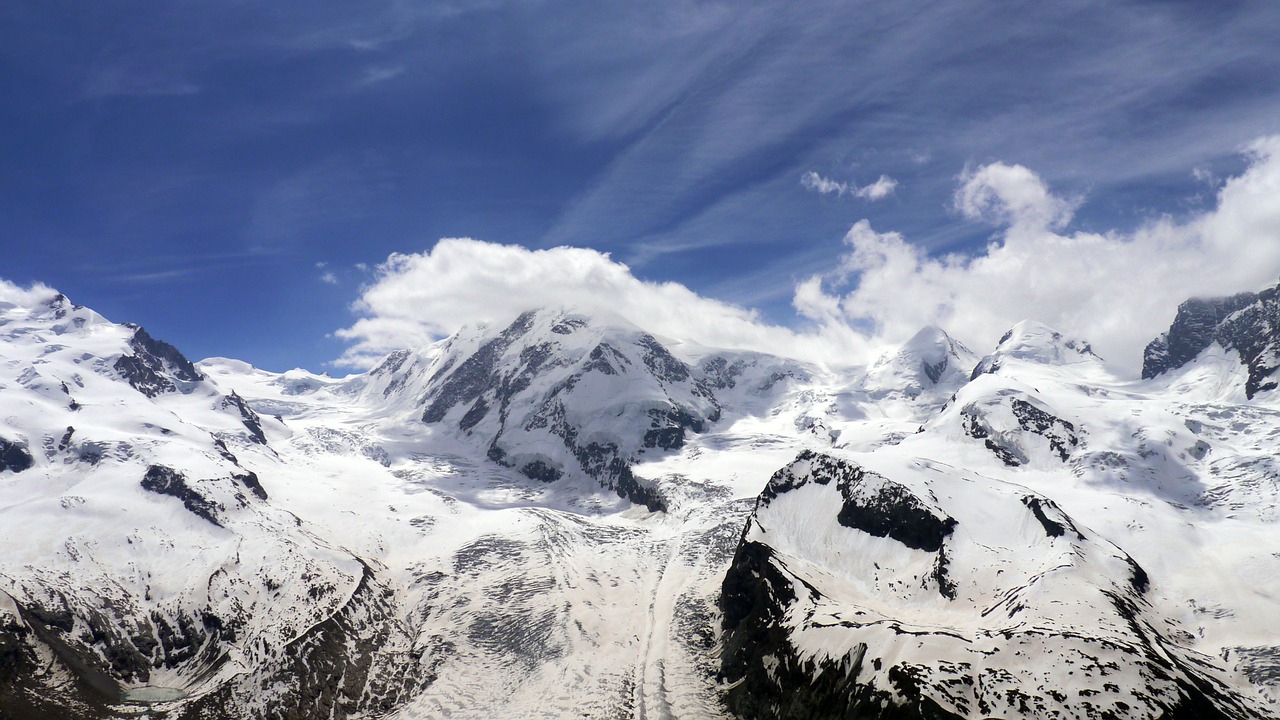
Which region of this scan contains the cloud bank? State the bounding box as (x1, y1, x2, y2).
(339, 137, 1280, 375)
(803, 136, 1280, 371)
(334, 240, 867, 368)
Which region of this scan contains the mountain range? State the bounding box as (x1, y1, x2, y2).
(1, 280, 1278, 719)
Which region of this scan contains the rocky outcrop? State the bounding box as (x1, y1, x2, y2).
(114, 325, 205, 398)
(0, 437, 33, 473)
(181, 564, 424, 720)
(961, 394, 1078, 466)
(1143, 282, 1280, 398)
(140, 465, 223, 526)
(221, 391, 267, 444)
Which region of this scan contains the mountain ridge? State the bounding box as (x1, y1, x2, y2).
(1, 284, 1278, 719)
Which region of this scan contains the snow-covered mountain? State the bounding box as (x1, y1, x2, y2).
(1, 282, 1278, 719)
(0, 292, 416, 720)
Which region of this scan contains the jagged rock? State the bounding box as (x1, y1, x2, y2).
(221, 391, 267, 444)
(233, 470, 269, 501)
(0, 438, 33, 473)
(140, 464, 223, 526)
(961, 394, 1078, 466)
(114, 325, 205, 398)
(866, 327, 979, 399)
(1143, 282, 1280, 398)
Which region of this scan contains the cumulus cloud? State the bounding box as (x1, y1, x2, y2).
(953, 162, 1075, 229)
(334, 239, 869, 368)
(801, 171, 898, 201)
(337, 137, 1280, 376)
(0, 279, 59, 308)
(801, 137, 1280, 373)
(855, 175, 899, 201)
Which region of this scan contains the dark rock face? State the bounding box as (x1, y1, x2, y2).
(422, 312, 538, 425)
(836, 479, 956, 554)
(642, 407, 708, 451)
(222, 391, 267, 444)
(1010, 398, 1077, 461)
(1021, 496, 1084, 540)
(369, 349, 415, 399)
(697, 356, 749, 390)
(751, 453, 962, 554)
(233, 471, 269, 501)
(922, 356, 948, 384)
(0, 437, 34, 473)
(141, 465, 223, 526)
(960, 408, 1022, 467)
(113, 325, 205, 398)
(1143, 283, 1280, 398)
(520, 459, 561, 483)
(3, 569, 420, 720)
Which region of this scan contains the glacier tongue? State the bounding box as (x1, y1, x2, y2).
(1, 289, 1279, 719)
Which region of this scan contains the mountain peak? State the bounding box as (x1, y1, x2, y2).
(972, 320, 1098, 378)
(1142, 280, 1279, 398)
(865, 325, 977, 396)
(417, 307, 719, 509)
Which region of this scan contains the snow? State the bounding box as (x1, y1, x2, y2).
(1, 293, 1278, 718)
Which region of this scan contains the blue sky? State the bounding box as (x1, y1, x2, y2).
(2, 1, 1279, 371)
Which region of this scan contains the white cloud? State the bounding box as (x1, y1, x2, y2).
(334, 239, 869, 369)
(800, 171, 848, 195)
(802, 137, 1280, 373)
(855, 175, 898, 201)
(954, 162, 1074, 229)
(0, 279, 58, 309)
(801, 171, 898, 201)
(320, 271, 338, 285)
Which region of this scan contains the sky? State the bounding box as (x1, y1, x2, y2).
(2, 1, 1280, 373)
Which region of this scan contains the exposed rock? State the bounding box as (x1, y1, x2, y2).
(180, 564, 426, 720)
(721, 452, 1262, 720)
(221, 390, 267, 444)
(113, 325, 204, 398)
(140, 464, 223, 526)
(233, 470, 269, 501)
(0, 437, 34, 473)
(961, 395, 1078, 466)
(1143, 283, 1280, 398)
